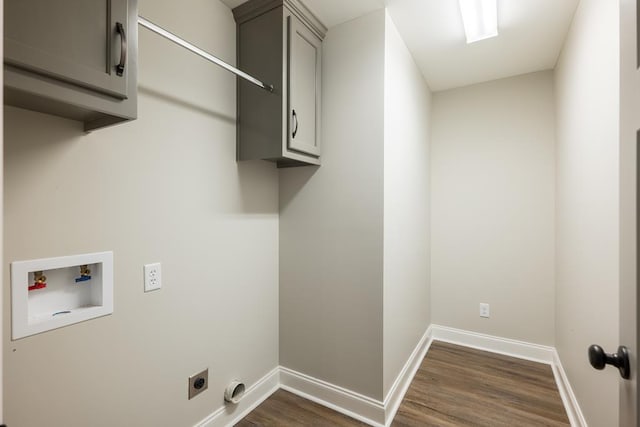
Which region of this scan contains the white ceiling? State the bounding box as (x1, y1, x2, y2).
(221, 0, 579, 91)
(387, 0, 579, 91)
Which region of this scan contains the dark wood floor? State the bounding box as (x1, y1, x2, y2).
(235, 389, 369, 426)
(236, 341, 570, 426)
(392, 341, 570, 426)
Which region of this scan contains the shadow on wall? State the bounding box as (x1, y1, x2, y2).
(139, 85, 236, 124)
(4, 106, 84, 168)
(278, 165, 320, 211)
(236, 160, 281, 214)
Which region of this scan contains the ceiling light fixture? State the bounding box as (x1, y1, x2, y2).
(458, 0, 498, 44)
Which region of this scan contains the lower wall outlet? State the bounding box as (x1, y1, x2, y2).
(188, 368, 208, 400)
(480, 303, 490, 318)
(144, 263, 162, 292)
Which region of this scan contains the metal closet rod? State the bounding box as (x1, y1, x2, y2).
(137, 16, 274, 93)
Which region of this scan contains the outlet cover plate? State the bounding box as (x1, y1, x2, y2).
(189, 368, 208, 399)
(144, 263, 162, 292)
(480, 303, 490, 318)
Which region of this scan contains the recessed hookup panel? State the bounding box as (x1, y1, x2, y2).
(10, 251, 114, 339)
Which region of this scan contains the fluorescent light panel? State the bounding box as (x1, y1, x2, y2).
(458, 0, 498, 44)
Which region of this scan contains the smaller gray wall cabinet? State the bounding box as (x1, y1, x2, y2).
(233, 0, 326, 167)
(4, 0, 138, 132)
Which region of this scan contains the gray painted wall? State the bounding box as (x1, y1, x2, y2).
(3, 1, 279, 425)
(280, 9, 433, 402)
(3, 0, 620, 423)
(555, 0, 621, 424)
(382, 11, 432, 398)
(430, 71, 556, 346)
(279, 9, 386, 400)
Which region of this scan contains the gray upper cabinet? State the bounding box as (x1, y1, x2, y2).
(233, 0, 326, 167)
(288, 15, 321, 158)
(4, 0, 138, 131)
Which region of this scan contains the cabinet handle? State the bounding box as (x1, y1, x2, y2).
(292, 109, 298, 139)
(115, 22, 127, 77)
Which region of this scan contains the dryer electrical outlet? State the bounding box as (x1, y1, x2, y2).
(188, 369, 208, 399)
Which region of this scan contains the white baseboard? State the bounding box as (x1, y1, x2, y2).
(430, 324, 554, 364)
(195, 326, 583, 427)
(195, 367, 280, 427)
(278, 326, 434, 427)
(430, 325, 583, 427)
(382, 326, 433, 426)
(551, 350, 587, 427)
(280, 367, 385, 426)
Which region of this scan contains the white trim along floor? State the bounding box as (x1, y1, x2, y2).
(196, 325, 585, 427)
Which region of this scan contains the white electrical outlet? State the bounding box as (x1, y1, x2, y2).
(480, 303, 490, 318)
(144, 263, 162, 292)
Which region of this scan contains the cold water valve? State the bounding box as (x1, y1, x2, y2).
(75, 265, 92, 283)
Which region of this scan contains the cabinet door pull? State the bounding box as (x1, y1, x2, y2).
(115, 22, 127, 77)
(292, 109, 298, 139)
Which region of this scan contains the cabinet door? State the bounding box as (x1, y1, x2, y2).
(287, 15, 321, 157)
(5, 0, 129, 99)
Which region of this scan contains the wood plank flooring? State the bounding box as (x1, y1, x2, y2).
(392, 341, 570, 426)
(235, 390, 368, 426)
(236, 341, 570, 426)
